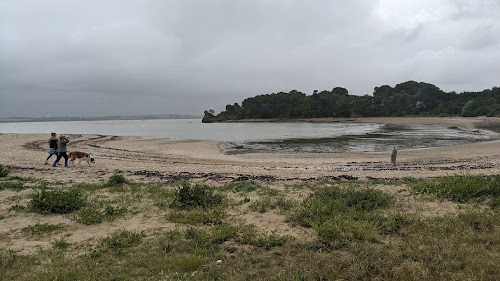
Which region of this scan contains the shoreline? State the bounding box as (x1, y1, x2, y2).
(1, 117, 500, 183)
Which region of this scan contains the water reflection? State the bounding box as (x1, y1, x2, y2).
(222, 124, 500, 154)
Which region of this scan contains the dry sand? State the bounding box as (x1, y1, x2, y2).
(1, 116, 499, 253)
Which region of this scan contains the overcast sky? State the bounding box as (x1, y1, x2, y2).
(1, 0, 499, 117)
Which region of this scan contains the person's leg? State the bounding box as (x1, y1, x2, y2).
(53, 153, 62, 167)
(63, 153, 69, 167)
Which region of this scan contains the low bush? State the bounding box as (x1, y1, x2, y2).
(249, 196, 296, 213)
(0, 181, 25, 191)
(21, 223, 66, 236)
(52, 237, 70, 249)
(98, 229, 142, 250)
(289, 186, 392, 228)
(238, 225, 291, 250)
(106, 174, 129, 186)
(170, 182, 223, 209)
(411, 175, 500, 203)
(28, 189, 86, 214)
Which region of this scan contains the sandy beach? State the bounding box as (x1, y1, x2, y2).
(1, 116, 500, 258)
(1, 117, 500, 183)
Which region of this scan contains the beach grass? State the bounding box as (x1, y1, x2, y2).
(1, 175, 500, 280)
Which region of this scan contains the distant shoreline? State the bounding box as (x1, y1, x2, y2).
(0, 114, 202, 123)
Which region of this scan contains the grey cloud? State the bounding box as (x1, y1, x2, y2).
(1, 0, 499, 117)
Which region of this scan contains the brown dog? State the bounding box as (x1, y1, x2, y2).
(68, 151, 95, 167)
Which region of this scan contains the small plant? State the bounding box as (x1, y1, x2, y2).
(106, 174, 128, 186)
(0, 164, 10, 177)
(249, 197, 296, 213)
(0, 181, 25, 191)
(73, 207, 105, 225)
(170, 182, 224, 209)
(21, 223, 66, 236)
(99, 229, 142, 250)
(28, 189, 86, 214)
(52, 237, 70, 249)
(239, 225, 291, 250)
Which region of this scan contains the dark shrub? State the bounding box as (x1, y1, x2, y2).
(170, 182, 223, 209)
(28, 189, 86, 214)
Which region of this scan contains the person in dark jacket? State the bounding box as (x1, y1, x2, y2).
(53, 135, 70, 167)
(44, 132, 58, 165)
(391, 145, 397, 167)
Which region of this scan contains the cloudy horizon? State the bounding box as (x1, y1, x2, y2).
(1, 0, 499, 118)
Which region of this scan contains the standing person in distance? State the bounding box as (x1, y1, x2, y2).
(53, 135, 70, 168)
(391, 145, 397, 167)
(44, 132, 58, 165)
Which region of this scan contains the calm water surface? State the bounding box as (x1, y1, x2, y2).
(0, 119, 498, 154)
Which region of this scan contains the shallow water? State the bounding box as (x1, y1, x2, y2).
(0, 119, 498, 154)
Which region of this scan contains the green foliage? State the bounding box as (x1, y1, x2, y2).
(167, 207, 225, 225)
(0, 181, 26, 191)
(221, 181, 264, 193)
(411, 175, 500, 203)
(0, 165, 10, 177)
(21, 223, 66, 236)
(106, 174, 128, 186)
(238, 225, 291, 250)
(170, 182, 224, 209)
(28, 189, 86, 214)
(98, 229, 142, 250)
(73, 205, 127, 225)
(249, 196, 296, 213)
(290, 186, 393, 228)
(205, 82, 500, 119)
(52, 237, 70, 249)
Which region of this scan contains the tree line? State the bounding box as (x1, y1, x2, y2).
(203, 81, 500, 122)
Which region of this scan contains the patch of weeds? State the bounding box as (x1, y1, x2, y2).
(170, 182, 224, 209)
(256, 186, 280, 196)
(8, 204, 26, 212)
(106, 174, 129, 186)
(411, 175, 500, 203)
(458, 210, 498, 232)
(490, 196, 500, 209)
(28, 189, 86, 214)
(73, 205, 127, 225)
(73, 207, 105, 225)
(238, 225, 291, 250)
(314, 218, 377, 243)
(378, 213, 420, 236)
(0, 181, 26, 191)
(289, 186, 392, 228)
(221, 181, 264, 193)
(52, 236, 70, 249)
(21, 222, 66, 236)
(210, 224, 239, 244)
(249, 196, 296, 213)
(98, 229, 142, 250)
(167, 207, 226, 225)
(0, 164, 10, 178)
(0, 214, 5, 220)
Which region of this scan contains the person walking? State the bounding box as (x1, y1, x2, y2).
(44, 132, 58, 165)
(53, 135, 70, 167)
(391, 145, 397, 167)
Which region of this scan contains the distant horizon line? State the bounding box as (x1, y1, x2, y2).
(0, 114, 202, 123)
